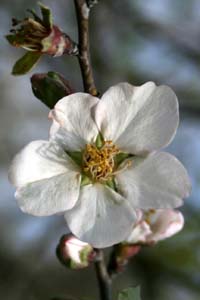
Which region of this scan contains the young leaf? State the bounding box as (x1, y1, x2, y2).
(118, 287, 141, 300)
(12, 52, 42, 75)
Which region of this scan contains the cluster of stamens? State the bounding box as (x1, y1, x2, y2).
(83, 141, 120, 181)
(10, 18, 49, 51)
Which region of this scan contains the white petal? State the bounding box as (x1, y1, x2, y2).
(147, 209, 184, 242)
(65, 184, 136, 248)
(50, 93, 99, 151)
(9, 140, 79, 187)
(116, 152, 191, 209)
(15, 172, 81, 216)
(95, 82, 179, 154)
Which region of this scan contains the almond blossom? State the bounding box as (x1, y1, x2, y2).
(9, 82, 191, 248)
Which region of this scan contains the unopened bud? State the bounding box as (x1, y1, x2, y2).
(126, 209, 184, 245)
(108, 244, 141, 275)
(31, 71, 74, 108)
(56, 234, 96, 269)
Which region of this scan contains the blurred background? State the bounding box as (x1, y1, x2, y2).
(0, 0, 200, 299)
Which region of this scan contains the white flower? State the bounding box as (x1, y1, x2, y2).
(9, 82, 191, 248)
(126, 209, 184, 244)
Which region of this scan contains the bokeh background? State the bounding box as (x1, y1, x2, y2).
(1, 0, 200, 299)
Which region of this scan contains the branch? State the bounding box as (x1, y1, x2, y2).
(94, 250, 112, 300)
(74, 0, 98, 95)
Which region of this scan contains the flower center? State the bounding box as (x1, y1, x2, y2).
(83, 141, 120, 181)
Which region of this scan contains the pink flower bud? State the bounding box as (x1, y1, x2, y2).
(126, 209, 184, 245)
(56, 234, 95, 269)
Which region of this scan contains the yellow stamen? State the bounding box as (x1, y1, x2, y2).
(83, 141, 120, 181)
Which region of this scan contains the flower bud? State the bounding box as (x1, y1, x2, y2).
(31, 72, 74, 108)
(126, 209, 184, 245)
(108, 244, 141, 275)
(56, 234, 96, 269)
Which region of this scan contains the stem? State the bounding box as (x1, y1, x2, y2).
(95, 250, 112, 300)
(74, 0, 98, 96)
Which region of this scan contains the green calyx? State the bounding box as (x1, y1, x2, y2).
(81, 175, 92, 186)
(66, 151, 92, 187)
(79, 245, 93, 266)
(114, 152, 133, 168)
(67, 150, 83, 166)
(105, 177, 117, 192)
(66, 137, 132, 191)
(95, 132, 104, 149)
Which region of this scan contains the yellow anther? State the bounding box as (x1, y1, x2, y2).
(83, 140, 119, 182)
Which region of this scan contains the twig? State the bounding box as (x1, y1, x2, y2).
(94, 249, 112, 300)
(74, 0, 98, 96)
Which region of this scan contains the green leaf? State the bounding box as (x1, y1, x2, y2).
(31, 71, 73, 108)
(38, 2, 53, 29)
(118, 287, 141, 300)
(12, 52, 42, 75)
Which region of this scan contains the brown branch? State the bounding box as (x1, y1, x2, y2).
(74, 0, 98, 96)
(94, 249, 112, 300)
